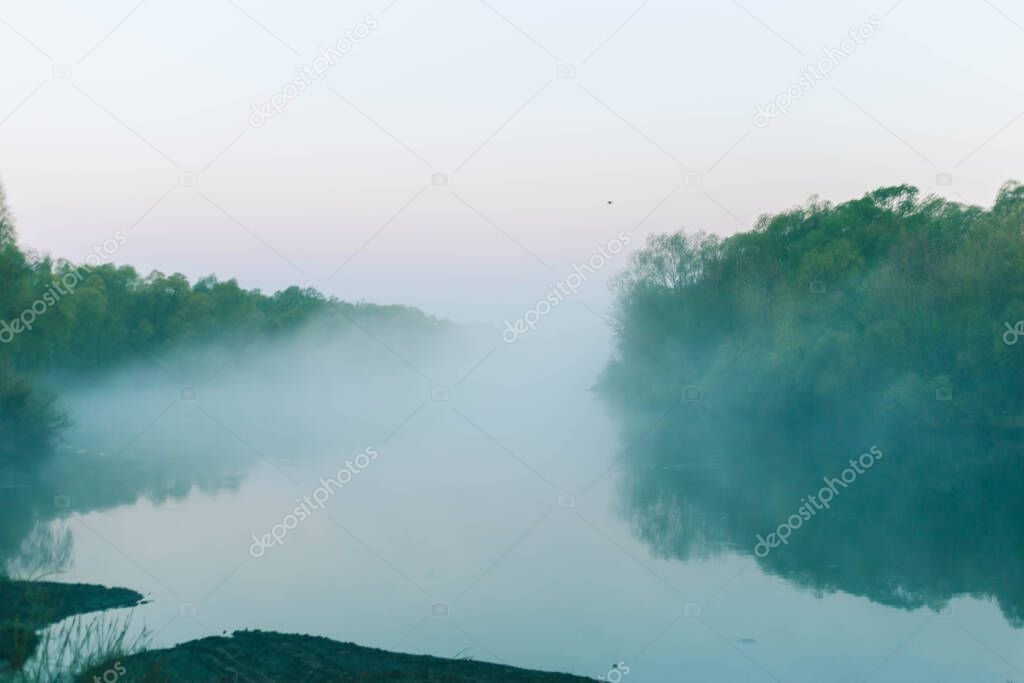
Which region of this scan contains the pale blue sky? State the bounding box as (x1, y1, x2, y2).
(1, 0, 1022, 321)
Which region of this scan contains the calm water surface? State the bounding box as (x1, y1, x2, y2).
(6, 315, 1024, 682)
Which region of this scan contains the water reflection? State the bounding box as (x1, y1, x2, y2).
(4, 313, 1024, 680)
(0, 435, 250, 578)
(0, 318, 483, 580)
(610, 399, 1024, 626)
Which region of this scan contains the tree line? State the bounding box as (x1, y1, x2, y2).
(0, 183, 441, 457)
(597, 181, 1024, 624)
(599, 181, 1024, 432)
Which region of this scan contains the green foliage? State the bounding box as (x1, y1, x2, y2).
(0, 182, 442, 457)
(0, 356, 66, 458)
(0, 180, 16, 248)
(600, 181, 1024, 430)
(600, 182, 1024, 624)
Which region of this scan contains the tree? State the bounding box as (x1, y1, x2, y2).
(0, 179, 15, 247)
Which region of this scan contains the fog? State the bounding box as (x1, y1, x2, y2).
(5, 269, 1024, 681)
(3, 302, 616, 577)
(6, 1, 1024, 678)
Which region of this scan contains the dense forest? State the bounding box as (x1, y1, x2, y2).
(599, 181, 1024, 432)
(0, 183, 442, 458)
(598, 182, 1024, 624)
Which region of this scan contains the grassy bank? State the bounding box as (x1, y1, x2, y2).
(82, 630, 595, 683)
(2, 580, 592, 681)
(0, 579, 144, 672)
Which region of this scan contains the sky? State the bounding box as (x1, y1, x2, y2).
(1, 0, 1022, 322)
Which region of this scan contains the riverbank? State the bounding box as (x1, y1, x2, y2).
(2, 579, 592, 681)
(82, 630, 594, 682)
(0, 579, 144, 671)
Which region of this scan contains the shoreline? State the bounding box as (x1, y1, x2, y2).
(86, 629, 594, 682)
(2, 579, 592, 682)
(0, 578, 145, 671)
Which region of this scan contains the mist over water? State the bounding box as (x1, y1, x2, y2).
(5, 0, 1024, 676)
(2, 298, 1022, 681)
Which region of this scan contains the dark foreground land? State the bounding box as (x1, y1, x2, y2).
(1, 580, 590, 681)
(86, 630, 594, 682)
(0, 579, 145, 670)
